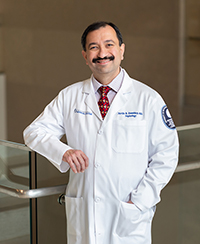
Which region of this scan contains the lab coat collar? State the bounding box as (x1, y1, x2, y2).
(82, 69, 133, 94)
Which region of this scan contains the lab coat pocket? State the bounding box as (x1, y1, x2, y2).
(112, 120, 146, 153)
(65, 196, 85, 236)
(116, 201, 148, 237)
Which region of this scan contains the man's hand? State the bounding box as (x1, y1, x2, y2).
(62, 149, 89, 173)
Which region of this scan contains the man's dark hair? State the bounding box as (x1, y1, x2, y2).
(81, 21, 123, 51)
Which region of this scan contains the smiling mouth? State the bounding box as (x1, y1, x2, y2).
(92, 56, 115, 64)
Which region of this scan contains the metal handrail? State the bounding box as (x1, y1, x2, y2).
(176, 123, 200, 131)
(175, 161, 200, 173)
(0, 139, 31, 151)
(1, 160, 200, 200)
(0, 184, 66, 199)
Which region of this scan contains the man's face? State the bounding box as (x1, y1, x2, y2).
(82, 25, 125, 84)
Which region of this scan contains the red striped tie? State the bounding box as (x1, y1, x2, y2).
(98, 86, 111, 119)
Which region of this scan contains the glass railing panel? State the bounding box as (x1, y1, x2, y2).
(153, 168, 200, 244)
(177, 124, 200, 164)
(36, 153, 68, 244)
(0, 140, 31, 244)
(153, 124, 200, 244)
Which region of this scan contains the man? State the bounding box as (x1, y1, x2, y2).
(23, 21, 179, 244)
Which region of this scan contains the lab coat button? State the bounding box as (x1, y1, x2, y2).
(98, 130, 103, 134)
(95, 197, 101, 203)
(95, 163, 100, 168)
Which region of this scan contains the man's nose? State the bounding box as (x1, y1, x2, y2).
(98, 46, 107, 58)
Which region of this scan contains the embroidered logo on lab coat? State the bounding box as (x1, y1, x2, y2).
(161, 105, 175, 129)
(118, 111, 143, 118)
(74, 109, 92, 115)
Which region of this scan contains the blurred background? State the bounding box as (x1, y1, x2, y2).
(0, 0, 199, 142)
(0, 1, 200, 244)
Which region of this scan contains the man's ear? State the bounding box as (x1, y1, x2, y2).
(82, 50, 88, 65)
(120, 43, 125, 61)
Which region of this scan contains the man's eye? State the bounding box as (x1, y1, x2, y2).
(107, 43, 113, 47)
(90, 46, 97, 50)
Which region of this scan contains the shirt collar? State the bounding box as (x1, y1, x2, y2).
(92, 68, 124, 93)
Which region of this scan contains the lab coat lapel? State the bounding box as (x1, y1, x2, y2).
(105, 71, 133, 122)
(82, 78, 102, 120)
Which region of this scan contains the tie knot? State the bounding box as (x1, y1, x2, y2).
(98, 86, 111, 96)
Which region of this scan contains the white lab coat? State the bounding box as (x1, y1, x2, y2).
(23, 69, 179, 244)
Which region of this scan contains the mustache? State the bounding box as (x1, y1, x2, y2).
(92, 56, 115, 63)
